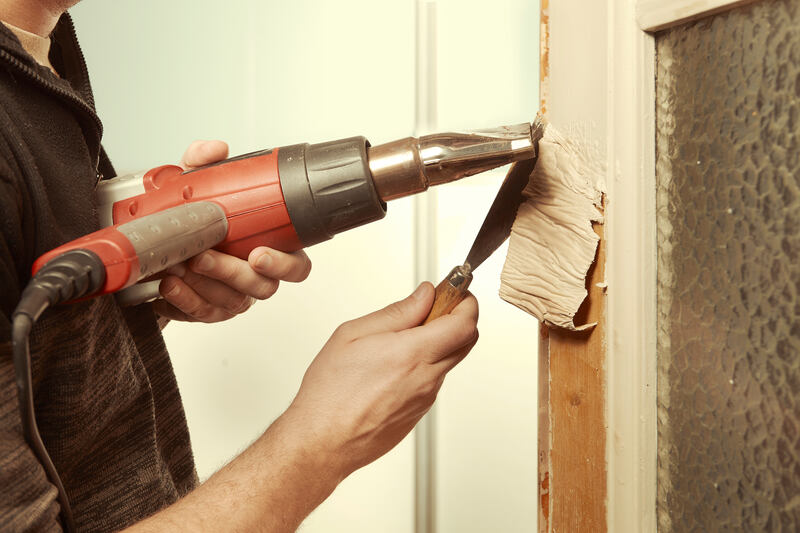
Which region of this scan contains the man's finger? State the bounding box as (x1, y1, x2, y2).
(431, 332, 479, 374)
(179, 272, 256, 315)
(334, 283, 435, 342)
(159, 276, 235, 323)
(248, 247, 312, 283)
(399, 294, 479, 364)
(180, 139, 229, 169)
(188, 250, 280, 300)
(151, 299, 198, 322)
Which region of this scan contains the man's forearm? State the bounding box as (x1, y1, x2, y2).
(122, 284, 479, 531)
(125, 410, 343, 532)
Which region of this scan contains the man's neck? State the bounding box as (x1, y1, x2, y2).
(0, 0, 75, 37)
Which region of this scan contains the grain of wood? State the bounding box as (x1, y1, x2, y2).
(531, 3, 607, 530)
(547, 220, 606, 532)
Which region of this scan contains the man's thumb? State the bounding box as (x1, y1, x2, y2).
(336, 283, 434, 340)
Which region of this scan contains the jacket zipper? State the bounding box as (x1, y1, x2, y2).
(0, 47, 104, 185)
(57, 15, 98, 112)
(0, 48, 102, 131)
(0, 48, 103, 137)
(0, 16, 106, 189)
(57, 16, 107, 185)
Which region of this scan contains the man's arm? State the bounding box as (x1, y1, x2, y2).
(126, 283, 479, 532)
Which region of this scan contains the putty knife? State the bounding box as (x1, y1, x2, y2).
(423, 116, 546, 323)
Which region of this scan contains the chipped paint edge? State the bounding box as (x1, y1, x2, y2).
(537, 4, 551, 530)
(539, 0, 550, 115)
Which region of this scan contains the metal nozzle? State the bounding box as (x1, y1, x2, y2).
(367, 122, 537, 201)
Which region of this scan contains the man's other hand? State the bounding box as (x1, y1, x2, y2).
(126, 283, 476, 532)
(153, 140, 312, 323)
(282, 282, 479, 479)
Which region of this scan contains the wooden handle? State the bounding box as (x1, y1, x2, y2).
(423, 265, 473, 324)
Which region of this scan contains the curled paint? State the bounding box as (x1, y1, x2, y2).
(500, 123, 606, 330)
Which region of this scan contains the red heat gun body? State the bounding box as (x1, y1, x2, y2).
(30, 122, 537, 304)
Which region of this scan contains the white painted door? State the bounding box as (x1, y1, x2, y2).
(547, 0, 799, 531)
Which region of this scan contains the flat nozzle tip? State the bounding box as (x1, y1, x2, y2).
(368, 119, 545, 202)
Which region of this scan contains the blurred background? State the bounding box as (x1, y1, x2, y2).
(71, 1, 539, 530)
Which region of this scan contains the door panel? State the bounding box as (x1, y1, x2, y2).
(655, 1, 800, 530)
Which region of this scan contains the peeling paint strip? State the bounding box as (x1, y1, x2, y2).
(500, 123, 606, 330)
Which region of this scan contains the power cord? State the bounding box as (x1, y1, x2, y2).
(12, 249, 106, 533)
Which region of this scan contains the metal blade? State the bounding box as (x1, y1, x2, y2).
(463, 118, 545, 272)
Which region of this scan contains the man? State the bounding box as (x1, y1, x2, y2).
(0, 1, 479, 531)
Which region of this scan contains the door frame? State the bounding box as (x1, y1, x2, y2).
(540, 0, 657, 530)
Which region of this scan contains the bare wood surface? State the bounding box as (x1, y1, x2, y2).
(537, 1, 607, 528)
(540, 222, 607, 532)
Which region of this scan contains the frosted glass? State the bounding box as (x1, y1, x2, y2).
(656, 1, 800, 531)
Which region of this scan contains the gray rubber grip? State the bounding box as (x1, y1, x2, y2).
(278, 137, 386, 247)
(117, 201, 229, 280)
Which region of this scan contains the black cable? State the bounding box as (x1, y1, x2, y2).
(12, 249, 106, 533)
(12, 315, 76, 532)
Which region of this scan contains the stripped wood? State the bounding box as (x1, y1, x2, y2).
(547, 222, 606, 532)
(537, 0, 607, 530)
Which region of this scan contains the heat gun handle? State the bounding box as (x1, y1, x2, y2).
(423, 265, 473, 324)
(32, 202, 229, 298)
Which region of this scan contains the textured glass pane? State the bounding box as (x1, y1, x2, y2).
(656, 1, 800, 531)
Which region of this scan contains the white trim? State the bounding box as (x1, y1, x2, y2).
(636, 0, 759, 31)
(547, 1, 657, 531)
(605, 2, 657, 532)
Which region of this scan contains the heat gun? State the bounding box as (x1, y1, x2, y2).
(29, 122, 536, 306)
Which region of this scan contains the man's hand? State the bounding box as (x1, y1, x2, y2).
(126, 283, 478, 533)
(282, 281, 479, 477)
(153, 140, 312, 323)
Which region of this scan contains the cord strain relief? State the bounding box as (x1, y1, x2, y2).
(13, 249, 106, 320)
